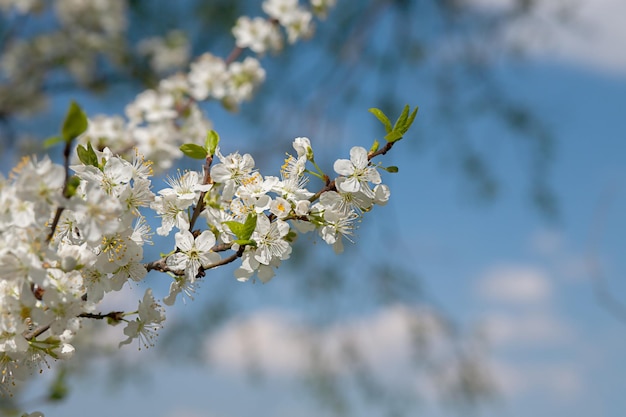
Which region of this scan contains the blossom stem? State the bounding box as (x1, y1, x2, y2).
(304, 168, 325, 180)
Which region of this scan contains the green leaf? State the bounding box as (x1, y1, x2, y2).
(233, 239, 257, 247)
(384, 166, 399, 173)
(180, 143, 208, 159)
(205, 130, 220, 156)
(61, 101, 88, 142)
(44, 136, 64, 148)
(393, 105, 419, 135)
(369, 108, 392, 133)
(285, 230, 298, 243)
(384, 130, 404, 143)
(381, 105, 419, 142)
(64, 176, 81, 198)
(404, 106, 418, 133)
(223, 221, 242, 236)
(224, 214, 257, 240)
(76, 142, 98, 167)
(369, 139, 380, 154)
(48, 368, 69, 401)
(392, 104, 410, 133)
(241, 214, 258, 240)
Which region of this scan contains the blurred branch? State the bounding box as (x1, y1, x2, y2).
(587, 180, 626, 324)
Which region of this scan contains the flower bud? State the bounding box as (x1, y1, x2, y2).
(293, 137, 313, 160)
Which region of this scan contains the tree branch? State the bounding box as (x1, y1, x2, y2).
(189, 153, 214, 231)
(23, 311, 125, 341)
(46, 137, 75, 243)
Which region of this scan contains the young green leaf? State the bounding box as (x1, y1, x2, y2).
(64, 175, 82, 198)
(368, 108, 392, 133)
(369, 139, 380, 154)
(382, 105, 419, 142)
(384, 130, 404, 143)
(44, 136, 64, 148)
(223, 221, 245, 238)
(383, 166, 399, 173)
(224, 214, 257, 240)
(180, 143, 208, 160)
(61, 101, 88, 142)
(404, 106, 418, 133)
(395, 105, 418, 135)
(285, 230, 298, 243)
(392, 104, 410, 133)
(241, 214, 258, 240)
(205, 130, 220, 156)
(233, 239, 257, 247)
(47, 367, 69, 401)
(76, 142, 98, 167)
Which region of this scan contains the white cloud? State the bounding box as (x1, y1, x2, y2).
(478, 264, 551, 304)
(465, 0, 626, 75)
(482, 311, 571, 347)
(473, 260, 584, 405)
(203, 305, 444, 377)
(162, 409, 225, 417)
(490, 359, 582, 400)
(528, 228, 593, 282)
(162, 410, 204, 417)
(203, 309, 309, 375)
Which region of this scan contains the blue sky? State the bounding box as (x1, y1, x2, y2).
(16, 0, 626, 416)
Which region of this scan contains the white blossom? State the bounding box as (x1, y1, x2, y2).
(166, 230, 220, 282)
(233, 16, 283, 54)
(333, 146, 381, 198)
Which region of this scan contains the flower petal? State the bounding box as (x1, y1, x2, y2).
(333, 159, 354, 176)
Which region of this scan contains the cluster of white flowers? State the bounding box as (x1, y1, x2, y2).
(0, 1, 346, 394)
(0, 150, 165, 390)
(78, 0, 335, 173)
(0, 132, 392, 393)
(0, 2, 414, 415)
(137, 30, 191, 74)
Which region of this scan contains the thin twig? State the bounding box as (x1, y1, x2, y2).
(587, 180, 626, 324)
(189, 153, 214, 231)
(46, 137, 74, 243)
(23, 310, 127, 341)
(144, 242, 244, 277)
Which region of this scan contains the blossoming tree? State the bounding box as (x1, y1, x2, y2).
(0, 1, 419, 415)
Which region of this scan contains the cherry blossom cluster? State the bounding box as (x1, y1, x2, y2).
(151, 136, 392, 299)
(0, 149, 165, 392)
(0, 119, 410, 394)
(0, 2, 418, 416)
(79, 0, 336, 173)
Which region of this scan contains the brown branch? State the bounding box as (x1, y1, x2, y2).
(46, 137, 74, 243)
(204, 244, 246, 270)
(23, 311, 125, 341)
(189, 153, 214, 231)
(144, 242, 244, 278)
(23, 324, 51, 341)
(225, 46, 244, 65)
(368, 140, 396, 160)
(78, 311, 125, 321)
(587, 180, 626, 325)
(309, 177, 336, 202)
(144, 257, 176, 274)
